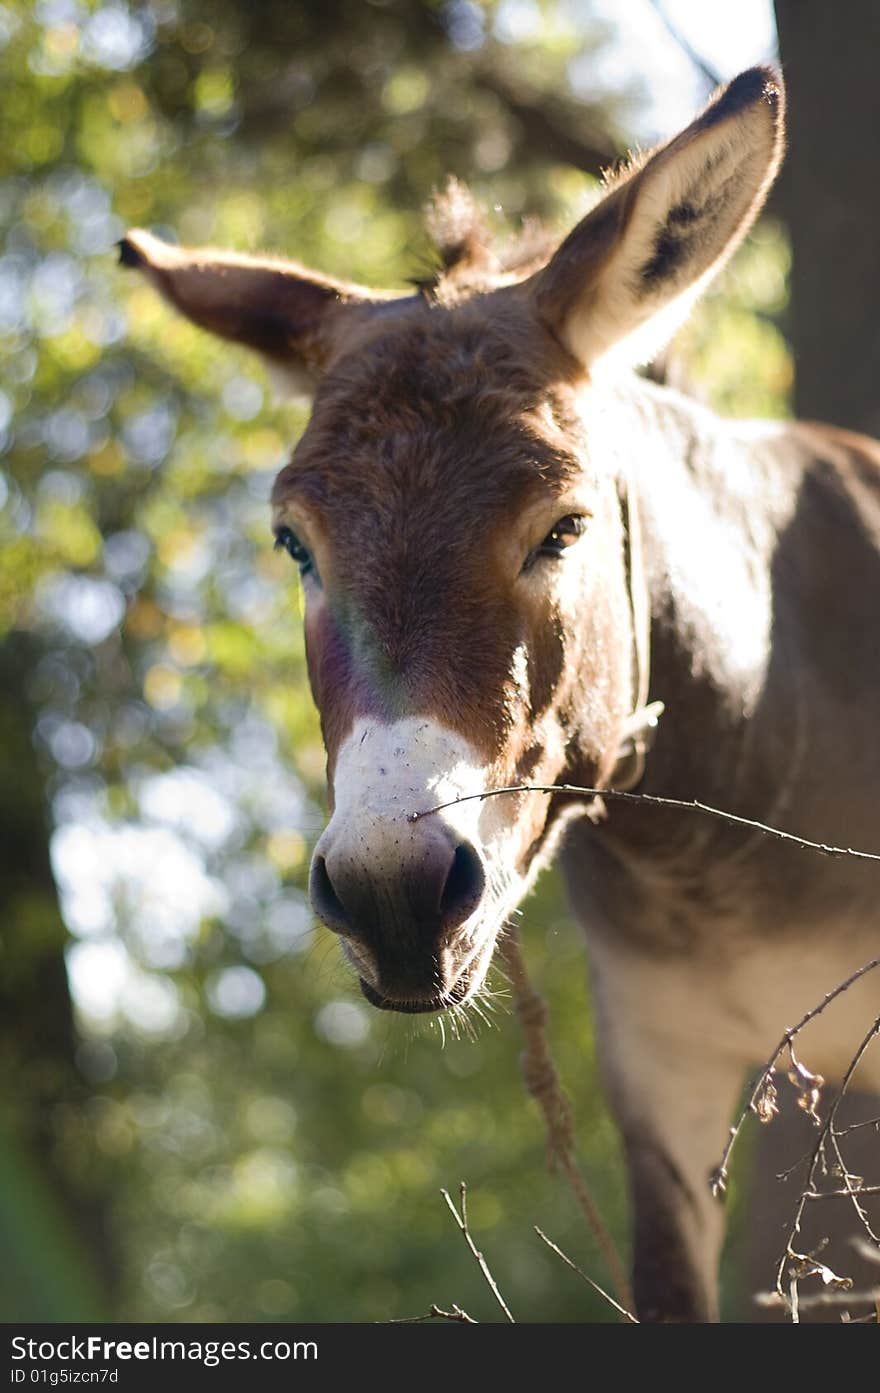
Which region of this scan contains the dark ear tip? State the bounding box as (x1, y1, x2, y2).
(706, 65, 785, 128)
(740, 64, 784, 107)
(117, 237, 142, 269)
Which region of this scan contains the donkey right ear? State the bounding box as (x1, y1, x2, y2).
(119, 229, 377, 395)
(531, 67, 785, 375)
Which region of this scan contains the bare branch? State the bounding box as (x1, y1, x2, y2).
(472, 64, 619, 180)
(853, 1237, 880, 1267)
(711, 959, 880, 1197)
(390, 1303, 478, 1324)
(648, 0, 723, 89)
(534, 1227, 638, 1323)
(756, 1287, 880, 1313)
(804, 1186, 880, 1201)
(835, 1114, 880, 1137)
(441, 1182, 515, 1323)
(410, 783, 880, 866)
(775, 1012, 880, 1308)
(827, 1129, 880, 1248)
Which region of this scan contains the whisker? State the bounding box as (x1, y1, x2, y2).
(469, 999, 494, 1031)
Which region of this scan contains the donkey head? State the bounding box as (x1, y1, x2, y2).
(122, 68, 783, 1013)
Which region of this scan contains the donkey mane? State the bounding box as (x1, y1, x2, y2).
(418, 62, 778, 306)
(416, 176, 558, 301)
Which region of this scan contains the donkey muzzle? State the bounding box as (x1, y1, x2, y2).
(309, 824, 486, 1010)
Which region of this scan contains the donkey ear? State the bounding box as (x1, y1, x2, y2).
(119, 229, 376, 395)
(533, 66, 785, 372)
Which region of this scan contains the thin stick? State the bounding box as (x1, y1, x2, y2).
(534, 1227, 638, 1323)
(648, 0, 724, 89)
(410, 783, 880, 865)
(834, 1115, 880, 1137)
(711, 957, 880, 1197)
(390, 1303, 477, 1324)
(853, 1237, 880, 1266)
(441, 1182, 515, 1323)
(828, 1129, 878, 1243)
(500, 930, 633, 1312)
(756, 1287, 880, 1311)
(803, 1186, 880, 1201)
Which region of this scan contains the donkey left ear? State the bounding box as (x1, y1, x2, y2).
(532, 66, 785, 373)
(119, 229, 378, 394)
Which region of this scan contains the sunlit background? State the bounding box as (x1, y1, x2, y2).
(1, 0, 789, 1322)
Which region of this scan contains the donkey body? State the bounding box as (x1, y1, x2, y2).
(560, 387, 880, 1317)
(123, 67, 880, 1320)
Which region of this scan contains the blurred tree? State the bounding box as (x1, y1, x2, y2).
(142, 0, 622, 192)
(0, 633, 111, 1319)
(774, 0, 880, 436)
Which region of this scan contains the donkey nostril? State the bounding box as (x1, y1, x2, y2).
(309, 854, 352, 936)
(311, 837, 486, 944)
(439, 841, 486, 929)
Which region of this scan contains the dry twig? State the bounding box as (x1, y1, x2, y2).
(711, 957, 880, 1197)
(803, 1186, 880, 1201)
(835, 1115, 880, 1137)
(410, 783, 880, 867)
(756, 1286, 880, 1313)
(648, 0, 724, 88)
(775, 1011, 880, 1311)
(441, 1182, 515, 1323)
(534, 1226, 638, 1323)
(390, 1303, 477, 1324)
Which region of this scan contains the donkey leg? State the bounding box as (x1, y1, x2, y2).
(590, 954, 747, 1322)
(624, 1126, 726, 1323)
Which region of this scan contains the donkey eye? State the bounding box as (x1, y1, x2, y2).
(524, 514, 588, 572)
(274, 526, 314, 576)
(540, 514, 587, 553)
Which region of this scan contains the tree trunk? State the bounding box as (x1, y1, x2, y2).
(741, 10, 880, 1320)
(774, 0, 880, 436)
(0, 634, 113, 1318)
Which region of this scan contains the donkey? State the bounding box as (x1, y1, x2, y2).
(120, 66, 880, 1320)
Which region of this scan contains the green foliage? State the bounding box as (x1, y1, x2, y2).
(0, 0, 790, 1322)
(679, 220, 792, 418)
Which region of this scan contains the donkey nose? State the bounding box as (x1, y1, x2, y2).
(309, 830, 486, 947)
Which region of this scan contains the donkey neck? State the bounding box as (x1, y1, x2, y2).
(590, 375, 805, 821)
